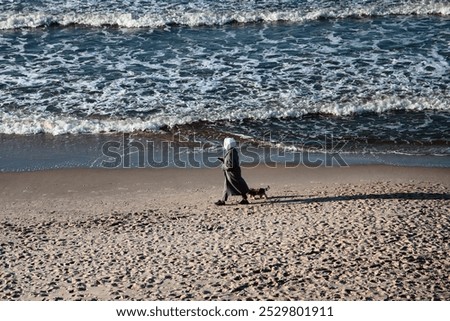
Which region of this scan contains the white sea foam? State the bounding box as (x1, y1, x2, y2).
(1, 96, 448, 135)
(1, 0, 449, 136)
(0, 1, 449, 30)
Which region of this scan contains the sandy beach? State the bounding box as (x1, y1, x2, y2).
(0, 165, 449, 301)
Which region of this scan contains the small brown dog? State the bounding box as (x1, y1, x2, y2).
(247, 186, 270, 199)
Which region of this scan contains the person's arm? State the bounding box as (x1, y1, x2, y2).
(223, 149, 239, 171)
(222, 151, 231, 171)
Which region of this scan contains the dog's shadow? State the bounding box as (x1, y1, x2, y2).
(258, 192, 450, 205)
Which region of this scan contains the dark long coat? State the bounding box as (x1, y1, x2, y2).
(222, 147, 249, 196)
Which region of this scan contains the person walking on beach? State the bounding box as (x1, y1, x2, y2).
(215, 137, 250, 206)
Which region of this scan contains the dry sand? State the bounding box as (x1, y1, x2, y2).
(0, 165, 449, 301)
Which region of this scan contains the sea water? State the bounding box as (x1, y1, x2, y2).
(0, 0, 449, 170)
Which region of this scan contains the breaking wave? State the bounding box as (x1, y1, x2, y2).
(1, 96, 448, 135)
(1, 1, 449, 30)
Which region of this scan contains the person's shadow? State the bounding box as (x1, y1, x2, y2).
(266, 192, 450, 204)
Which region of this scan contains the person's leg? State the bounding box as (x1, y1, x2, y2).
(222, 189, 229, 202)
(215, 182, 228, 205)
(239, 193, 249, 204)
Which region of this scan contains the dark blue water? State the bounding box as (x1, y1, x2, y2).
(0, 1, 449, 170)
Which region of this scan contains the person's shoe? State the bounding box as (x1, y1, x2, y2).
(239, 199, 249, 205)
(215, 200, 226, 206)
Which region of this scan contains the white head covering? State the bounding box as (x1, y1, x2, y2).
(223, 137, 237, 151)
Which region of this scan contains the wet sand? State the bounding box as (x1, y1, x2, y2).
(0, 165, 449, 300)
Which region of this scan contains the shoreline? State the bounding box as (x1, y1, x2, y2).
(1, 164, 450, 202)
(1, 133, 450, 172)
(1, 165, 449, 300)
